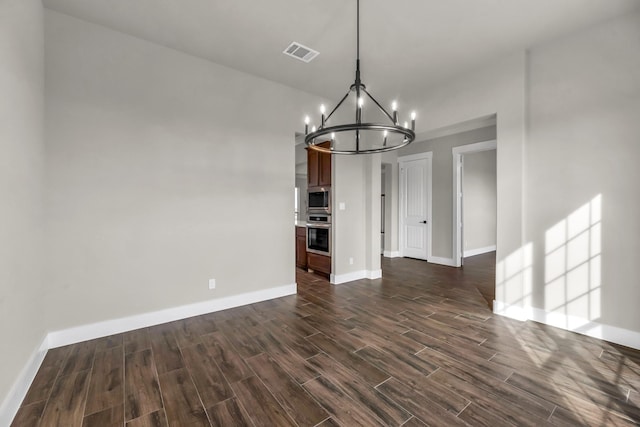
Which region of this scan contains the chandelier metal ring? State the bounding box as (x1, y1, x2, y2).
(304, 124, 415, 155)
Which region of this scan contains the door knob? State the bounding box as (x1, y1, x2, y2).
(421, 220, 427, 224)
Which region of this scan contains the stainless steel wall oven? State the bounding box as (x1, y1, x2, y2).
(306, 213, 331, 255)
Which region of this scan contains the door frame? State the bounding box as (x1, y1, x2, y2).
(398, 152, 433, 261)
(452, 140, 497, 267)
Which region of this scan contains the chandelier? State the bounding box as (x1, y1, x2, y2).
(303, 0, 416, 155)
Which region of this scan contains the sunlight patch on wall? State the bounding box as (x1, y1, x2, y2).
(496, 242, 533, 320)
(544, 195, 602, 329)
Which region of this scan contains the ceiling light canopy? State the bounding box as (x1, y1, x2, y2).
(303, 0, 416, 155)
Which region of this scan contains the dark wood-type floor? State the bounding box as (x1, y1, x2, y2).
(12, 253, 640, 426)
(463, 252, 496, 310)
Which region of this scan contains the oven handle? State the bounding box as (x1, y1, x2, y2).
(306, 222, 331, 229)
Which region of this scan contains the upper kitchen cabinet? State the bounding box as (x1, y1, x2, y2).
(307, 141, 331, 188)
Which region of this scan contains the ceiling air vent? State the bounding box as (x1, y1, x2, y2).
(283, 42, 319, 63)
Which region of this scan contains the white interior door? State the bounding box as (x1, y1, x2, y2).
(399, 154, 431, 260)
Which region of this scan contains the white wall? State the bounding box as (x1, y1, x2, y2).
(294, 135, 308, 220)
(44, 10, 320, 332)
(0, 0, 46, 418)
(332, 155, 366, 281)
(522, 11, 640, 339)
(463, 149, 497, 255)
(295, 173, 307, 220)
(402, 11, 640, 345)
(381, 153, 400, 257)
(364, 154, 382, 275)
(331, 154, 381, 283)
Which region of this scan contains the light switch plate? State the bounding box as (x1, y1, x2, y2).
(339, 202, 346, 210)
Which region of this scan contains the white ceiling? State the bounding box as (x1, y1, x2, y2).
(43, 0, 640, 103)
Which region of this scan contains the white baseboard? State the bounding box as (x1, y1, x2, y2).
(331, 269, 381, 285)
(366, 269, 382, 280)
(331, 270, 366, 285)
(48, 283, 297, 349)
(429, 256, 457, 267)
(383, 251, 401, 258)
(464, 245, 496, 258)
(494, 300, 640, 350)
(0, 335, 49, 426)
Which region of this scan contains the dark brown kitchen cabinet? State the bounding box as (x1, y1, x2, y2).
(307, 252, 331, 276)
(295, 226, 307, 269)
(307, 141, 331, 188)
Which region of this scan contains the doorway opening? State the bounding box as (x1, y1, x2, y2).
(452, 140, 497, 268)
(452, 140, 497, 309)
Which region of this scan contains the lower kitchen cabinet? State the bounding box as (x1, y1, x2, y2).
(307, 252, 331, 276)
(295, 226, 307, 269)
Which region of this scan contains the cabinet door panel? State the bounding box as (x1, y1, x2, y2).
(307, 148, 319, 187)
(296, 228, 307, 269)
(307, 141, 331, 188)
(318, 150, 331, 186)
(307, 253, 330, 275)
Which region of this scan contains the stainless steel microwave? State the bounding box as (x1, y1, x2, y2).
(308, 188, 330, 213)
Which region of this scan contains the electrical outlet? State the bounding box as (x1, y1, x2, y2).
(349, 257, 354, 265)
(208, 278, 216, 289)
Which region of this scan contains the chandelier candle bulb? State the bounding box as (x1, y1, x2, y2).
(404, 121, 409, 129)
(304, 116, 310, 134)
(392, 101, 398, 124)
(411, 111, 416, 131)
(383, 130, 388, 146)
(320, 104, 326, 127)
